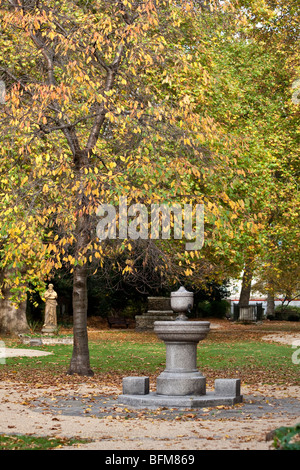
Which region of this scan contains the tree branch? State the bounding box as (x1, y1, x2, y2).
(85, 43, 124, 154)
(29, 30, 56, 87)
(117, 1, 139, 25)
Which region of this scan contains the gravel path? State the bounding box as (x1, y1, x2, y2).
(0, 380, 299, 451)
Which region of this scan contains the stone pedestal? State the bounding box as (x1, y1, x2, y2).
(135, 297, 176, 331)
(42, 325, 57, 335)
(239, 305, 257, 322)
(155, 320, 210, 396)
(118, 320, 243, 408)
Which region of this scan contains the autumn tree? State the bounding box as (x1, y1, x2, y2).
(1, 0, 227, 373)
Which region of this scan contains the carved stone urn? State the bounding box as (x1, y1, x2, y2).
(170, 286, 194, 321)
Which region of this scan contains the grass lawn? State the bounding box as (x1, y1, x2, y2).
(0, 319, 299, 387)
(0, 434, 89, 450)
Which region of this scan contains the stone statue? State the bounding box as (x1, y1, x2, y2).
(42, 284, 57, 334)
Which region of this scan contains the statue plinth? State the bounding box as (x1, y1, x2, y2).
(42, 325, 57, 335)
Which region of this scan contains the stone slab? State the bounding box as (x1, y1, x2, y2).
(215, 378, 241, 397)
(118, 391, 243, 409)
(19, 335, 73, 345)
(135, 314, 176, 331)
(147, 297, 171, 311)
(122, 376, 149, 395)
(42, 326, 57, 335)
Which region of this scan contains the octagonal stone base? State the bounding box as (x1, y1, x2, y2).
(118, 391, 243, 408)
(118, 377, 242, 409)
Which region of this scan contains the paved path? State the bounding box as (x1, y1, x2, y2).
(31, 392, 300, 422)
(0, 348, 53, 358)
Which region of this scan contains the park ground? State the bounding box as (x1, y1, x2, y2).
(0, 318, 299, 451)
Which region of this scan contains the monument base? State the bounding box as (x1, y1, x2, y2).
(118, 377, 243, 409)
(135, 297, 176, 331)
(118, 391, 243, 408)
(42, 325, 57, 335)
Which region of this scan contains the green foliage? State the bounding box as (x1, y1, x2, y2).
(272, 423, 300, 450)
(197, 300, 230, 318)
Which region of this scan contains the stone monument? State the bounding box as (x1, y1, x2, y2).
(42, 284, 58, 335)
(135, 296, 176, 331)
(119, 286, 243, 408)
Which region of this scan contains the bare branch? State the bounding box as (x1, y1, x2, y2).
(29, 30, 56, 86)
(86, 42, 125, 154)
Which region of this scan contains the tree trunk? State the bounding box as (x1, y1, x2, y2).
(0, 292, 29, 335)
(266, 290, 275, 317)
(67, 149, 93, 375)
(239, 265, 253, 306)
(67, 263, 93, 376)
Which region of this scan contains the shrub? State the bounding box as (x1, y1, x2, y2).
(274, 305, 300, 321)
(197, 300, 230, 318)
(272, 423, 300, 450)
(197, 300, 211, 317)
